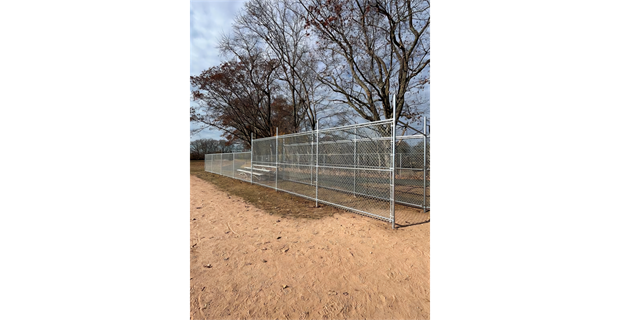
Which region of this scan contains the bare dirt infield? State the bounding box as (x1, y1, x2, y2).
(190, 174, 429, 319)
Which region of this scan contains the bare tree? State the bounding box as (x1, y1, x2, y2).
(300, 0, 430, 132)
(190, 139, 239, 160)
(224, 0, 339, 132)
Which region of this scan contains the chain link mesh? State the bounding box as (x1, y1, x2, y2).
(203, 118, 430, 227)
(233, 152, 252, 182)
(252, 137, 277, 189)
(394, 136, 429, 208)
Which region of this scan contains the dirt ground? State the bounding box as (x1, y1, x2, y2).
(190, 174, 430, 320)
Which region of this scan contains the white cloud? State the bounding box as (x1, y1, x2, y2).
(190, 0, 246, 76)
(190, 0, 247, 141)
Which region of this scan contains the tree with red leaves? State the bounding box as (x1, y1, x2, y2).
(190, 54, 295, 148)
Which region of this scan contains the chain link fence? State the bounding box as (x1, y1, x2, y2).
(203, 118, 429, 228)
(205, 152, 252, 181)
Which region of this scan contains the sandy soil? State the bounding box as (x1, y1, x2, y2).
(190, 175, 430, 320)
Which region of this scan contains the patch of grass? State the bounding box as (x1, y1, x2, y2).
(190, 160, 338, 219)
(190, 160, 207, 174)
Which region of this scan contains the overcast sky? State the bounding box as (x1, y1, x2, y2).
(190, 0, 247, 141)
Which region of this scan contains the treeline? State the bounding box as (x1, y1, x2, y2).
(190, 139, 247, 160)
(190, 0, 430, 148)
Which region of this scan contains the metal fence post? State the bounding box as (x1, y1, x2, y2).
(251, 133, 254, 184)
(233, 152, 236, 179)
(311, 128, 314, 187)
(220, 153, 222, 174)
(354, 126, 357, 197)
(424, 117, 428, 213)
(315, 120, 319, 208)
(391, 95, 396, 229)
(276, 127, 278, 192)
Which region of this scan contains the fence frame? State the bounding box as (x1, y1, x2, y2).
(204, 111, 429, 228)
